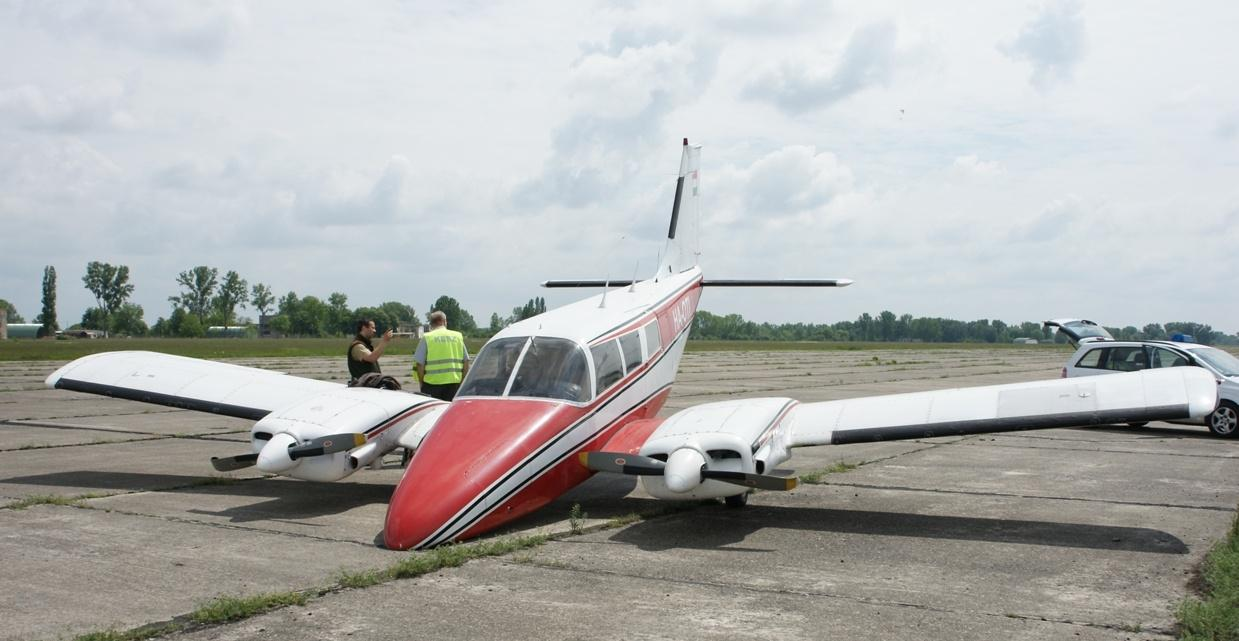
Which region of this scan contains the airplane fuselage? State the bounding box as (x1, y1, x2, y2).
(384, 267, 703, 549)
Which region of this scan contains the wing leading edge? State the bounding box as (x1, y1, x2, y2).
(46, 350, 343, 420)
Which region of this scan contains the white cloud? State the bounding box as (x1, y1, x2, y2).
(17, 0, 249, 59)
(1, 0, 1237, 333)
(952, 155, 1004, 178)
(0, 80, 136, 132)
(1001, 0, 1088, 91)
(742, 21, 899, 113)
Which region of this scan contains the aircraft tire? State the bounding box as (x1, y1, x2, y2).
(724, 492, 749, 508)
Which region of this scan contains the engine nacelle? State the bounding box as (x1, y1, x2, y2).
(638, 397, 797, 500)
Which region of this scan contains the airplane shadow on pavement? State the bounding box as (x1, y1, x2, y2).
(605, 503, 1189, 555)
(1, 471, 394, 522)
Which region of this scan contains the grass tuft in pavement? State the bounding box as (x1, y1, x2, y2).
(73, 623, 181, 641)
(1178, 509, 1239, 640)
(3, 492, 109, 510)
(190, 591, 308, 624)
(800, 461, 859, 484)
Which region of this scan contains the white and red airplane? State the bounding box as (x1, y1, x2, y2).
(46, 140, 1219, 551)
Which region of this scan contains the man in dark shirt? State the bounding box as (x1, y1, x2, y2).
(347, 319, 394, 384)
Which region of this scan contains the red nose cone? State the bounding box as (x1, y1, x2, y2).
(383, 398, 578, 550)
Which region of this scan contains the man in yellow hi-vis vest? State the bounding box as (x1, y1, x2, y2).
(414, 310, 470, 401)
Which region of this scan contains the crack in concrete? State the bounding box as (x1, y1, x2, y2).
(815, 481, 1235, 512)
(0, 419, 157, 435)
(966, 439, 1239, 460)
(0, 435, 170, 452)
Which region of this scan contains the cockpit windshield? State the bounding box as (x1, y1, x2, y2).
(457, 336, 592, 402)
(510, 338, 591, 401)
(458, 337, 526, 397)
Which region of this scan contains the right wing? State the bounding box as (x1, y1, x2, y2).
(786, 366, 1218, 447)
(584, 367, 1218, 500)
(46, 350, 343, 420)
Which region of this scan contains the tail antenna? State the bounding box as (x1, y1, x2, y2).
(599, 275, 610, 309)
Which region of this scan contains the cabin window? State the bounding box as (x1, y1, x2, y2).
(509, 338, 591, 402)
(643, 321, 661, 357)
(591, 341, 624, 393)
(458, 337, 526, 397)
(619, 331, 642, 373)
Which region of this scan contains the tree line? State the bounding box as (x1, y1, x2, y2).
(692, 310, 1239, 346)
(5, 264, 1236, 345)
(2, 261, 556, 339)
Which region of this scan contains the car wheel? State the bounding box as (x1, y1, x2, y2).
(1207, 401, 1239, 438)
(724, 492, 749, 508)
(1127, 422, 1148, 428)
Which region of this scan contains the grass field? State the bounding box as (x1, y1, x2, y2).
(0, 336, 1074, 362)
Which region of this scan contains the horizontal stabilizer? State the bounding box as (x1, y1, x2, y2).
(543, 280, 635, 289)
(211, 453, 258, 472)
(701, 279, 852, 287)
(543, 278, 853, 288)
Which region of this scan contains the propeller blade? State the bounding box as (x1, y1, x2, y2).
(288, 433, 367, 460)
(579, 451, 666, 476)
(701, 469, 799, 491)
(211, 453, 258, 472)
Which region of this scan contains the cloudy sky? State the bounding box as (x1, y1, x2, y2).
(2, 1, 1236, 333)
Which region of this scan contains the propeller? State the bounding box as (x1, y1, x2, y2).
(579, 451, 798, 492)
(211, 453, 258, 472)
(211, 433, 366, 473)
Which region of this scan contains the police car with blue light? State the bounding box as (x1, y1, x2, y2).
(1046, 319, 1239, 437)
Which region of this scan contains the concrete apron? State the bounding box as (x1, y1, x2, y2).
(0, 350, 1235, 641)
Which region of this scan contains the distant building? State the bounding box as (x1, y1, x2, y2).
(258, 315, 282, 338)
(206, 326, 249, 338)
(5, 323, 43, 339)
(1012, 337, 1039, 345)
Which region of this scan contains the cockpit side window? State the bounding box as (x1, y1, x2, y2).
(509, 338, 591, 402)
(591, 341, 624, 393)
(619, 331, 642, 373)
(458, 337, 527, 397)
(643, 321, 661, 357)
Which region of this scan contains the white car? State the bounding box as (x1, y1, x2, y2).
(1046, 319, 1239, 437)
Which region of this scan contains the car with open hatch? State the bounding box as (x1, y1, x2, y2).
(1045, 319, 1239, 437)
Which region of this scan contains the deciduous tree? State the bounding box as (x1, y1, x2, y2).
(82, 261, 135, 328)
(212, 270, 248, 329)
(250, 283, 275, 316)
(170, 266, 218, 325)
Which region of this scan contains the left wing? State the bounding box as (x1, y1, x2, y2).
(46, 351, 448, 481)
(46, 350, 343, 419)
(584, 367, 1218, 500)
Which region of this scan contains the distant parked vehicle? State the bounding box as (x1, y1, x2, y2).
(1046, 320, 1239, 438)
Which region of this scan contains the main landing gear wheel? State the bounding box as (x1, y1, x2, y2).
(1207, 401, 1238, 438)
(724, 492, 749, 508)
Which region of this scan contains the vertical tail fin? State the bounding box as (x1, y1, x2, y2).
(657, 139, 702, 277)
